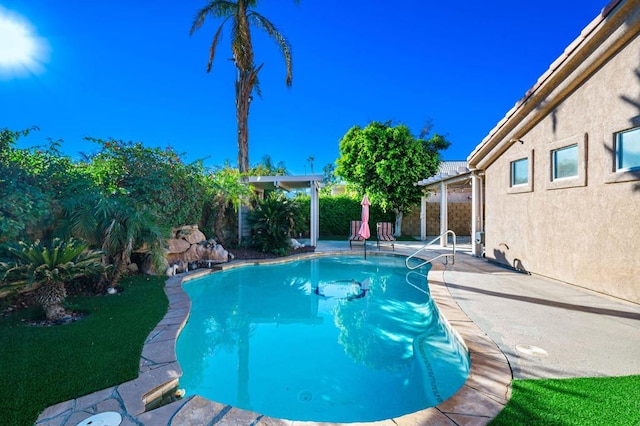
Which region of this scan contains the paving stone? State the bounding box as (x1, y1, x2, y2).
(216, 406, 264, 425)
(161, 306, 190, 320)
(35, 411, 69, 426)
(141, 340, 178, 364)
(464, 333, 505, 356)
(36, 399, 75, 423)
(436, 384, 505, 419)
(171, 395, 227, 425)
(119, 415, 143, 426)
(393, 407, 456, 425)
(74, 387, 116, 411)
(135, 397, 189, 425)
(256, 416, 294, 425)
(95, 398, 124, 414)
(117, 380, 147, 416)
(445, 412, 493, 426)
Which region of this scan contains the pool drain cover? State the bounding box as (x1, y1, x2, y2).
(298, 390, 314, 402)
(516, 344, 548, 357)
(76, 411, 122, 426)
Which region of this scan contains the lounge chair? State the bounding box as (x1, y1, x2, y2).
(376, 222, 395, 250)
(348, 220, 365, 249)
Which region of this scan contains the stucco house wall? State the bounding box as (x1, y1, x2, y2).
(469, 0, 640, 303)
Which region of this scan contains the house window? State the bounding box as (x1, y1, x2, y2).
(616, 127, 640, 171)
(511, 158, 528, 186)
(552, 144, 578, 180)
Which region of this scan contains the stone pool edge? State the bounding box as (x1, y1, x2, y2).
(36, 251, 512, 426)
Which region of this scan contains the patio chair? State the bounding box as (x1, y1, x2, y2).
(376, 222, 395, 250)
(348, 220, 365, 249)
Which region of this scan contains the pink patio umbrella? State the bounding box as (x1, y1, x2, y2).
(359, 195, 371, 257)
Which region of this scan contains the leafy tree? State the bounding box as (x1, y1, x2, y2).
(321, 162, 338, 195)
(0, 128, 83, 245)
(248, 193, 299, 255)
(202, 164, 253, 244)
(190, 0, 298, 173)
(0, 238, 105, 321)
(249, 154, 288, 176)
(335, 121, 450, 235)
(79, 138, 208, 228)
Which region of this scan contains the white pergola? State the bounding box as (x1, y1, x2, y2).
(415, 162, 483, 256)
(241, 175, 324, 246)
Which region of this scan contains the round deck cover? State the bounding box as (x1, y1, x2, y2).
(76, 411, 122, 426)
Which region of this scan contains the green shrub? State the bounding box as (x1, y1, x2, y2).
(294, 194, 395, 237)
(248, 193, 300, 255)
(0, 238, 106, 321)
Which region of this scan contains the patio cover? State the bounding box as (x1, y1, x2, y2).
(415, 162, 480, 253)
(241, 175, 324, 246)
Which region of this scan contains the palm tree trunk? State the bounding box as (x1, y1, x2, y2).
(236, 74, 251, 174)
(235, 66, 262, 174)
(36, 281, 68, 321)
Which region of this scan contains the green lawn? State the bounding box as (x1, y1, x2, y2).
(0, 275, 168, 426)
(491, 376, 640, 426)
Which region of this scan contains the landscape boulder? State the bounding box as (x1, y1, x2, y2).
(140, 225, 230, 275)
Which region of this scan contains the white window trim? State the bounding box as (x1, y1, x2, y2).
(546, 133, 587, 190)
(605, 126, 640, 184)
(507, 150, 534, 194)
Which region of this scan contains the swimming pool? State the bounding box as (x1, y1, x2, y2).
(176, 255, 469, 423)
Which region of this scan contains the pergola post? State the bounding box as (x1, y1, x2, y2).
(310, 180, 319, 246)
(420, 195, 427, 241)
(439, 181, 448, 247)
(471, 172, 484, 257)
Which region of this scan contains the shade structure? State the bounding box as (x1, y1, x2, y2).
(358, 195, 371, 239)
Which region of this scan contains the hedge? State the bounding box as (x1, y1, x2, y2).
(294, 194, 395, 237)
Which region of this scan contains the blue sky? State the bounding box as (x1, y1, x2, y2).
(1, 0, 608, 175)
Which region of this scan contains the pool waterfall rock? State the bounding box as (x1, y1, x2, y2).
(140, 225, 229, 275)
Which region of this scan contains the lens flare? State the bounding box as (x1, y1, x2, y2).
(0, 6, 49, 79)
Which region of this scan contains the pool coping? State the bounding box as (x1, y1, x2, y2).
(36, 250, 512, 425)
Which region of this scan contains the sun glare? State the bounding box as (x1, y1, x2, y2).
(0, 7, 49, 79)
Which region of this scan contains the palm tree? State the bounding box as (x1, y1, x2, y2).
(0, 238, 105, 321)
(62, 194, 168, 288)
(190, 0, 297, 173)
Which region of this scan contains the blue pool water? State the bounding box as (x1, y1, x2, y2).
(176, 255, 469, 423)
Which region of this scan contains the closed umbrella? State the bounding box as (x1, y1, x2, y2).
(359, 195, 371, 257)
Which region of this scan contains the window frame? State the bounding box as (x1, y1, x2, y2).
(511, 158, 529, 186)
(615, 127, 640, 172)
(605, 126, 640, 184)
(546, 133, 587, 190)
(507, 150, 534, 194)
(551, 144, 579, 181)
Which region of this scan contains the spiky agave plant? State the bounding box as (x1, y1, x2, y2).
(248, 193, 299, 255)
(0, 238, 105, 321)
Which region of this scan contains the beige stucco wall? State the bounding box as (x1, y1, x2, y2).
(482, 30, 640, 303)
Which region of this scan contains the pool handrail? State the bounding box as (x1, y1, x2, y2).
(405, 230, 456, 270)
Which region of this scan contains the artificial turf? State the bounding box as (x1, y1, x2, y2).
(0, 275, 168, 426)
(490, 375, 640, 426)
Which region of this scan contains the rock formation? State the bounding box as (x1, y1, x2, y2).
(141, 225, 229, 275)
